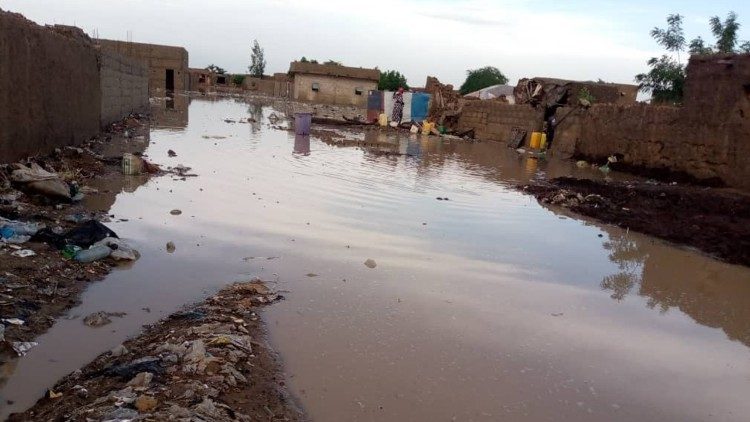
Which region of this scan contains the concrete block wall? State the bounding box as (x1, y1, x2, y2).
(0, 10, 101, 161)
(99, 49, 149, 128)
(457, 101, 544, 144)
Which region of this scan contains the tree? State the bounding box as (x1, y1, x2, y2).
(710, 11, 740, 53)
(740, 41, 750, 53)
(378, 70, 409, 91)
(232, 74, 246, 86)
(459, 66, 508, 95)
(635, 56, 685, 104)
(688, 36, 713, 54)
(637, 14, 688, 104)
(206, 64, 226, 74)
(650, 14, 686, 61)
(323, 60, 342, 66)
(248, 39, 266, 78)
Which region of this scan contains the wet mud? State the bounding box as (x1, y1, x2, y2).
(521, 177, 750, 266)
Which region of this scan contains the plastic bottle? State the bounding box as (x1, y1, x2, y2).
(74, 245, 112, 263)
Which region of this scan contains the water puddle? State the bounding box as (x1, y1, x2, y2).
(1, 96, 749, 421)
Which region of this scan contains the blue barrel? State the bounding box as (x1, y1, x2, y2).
(294, 112, 312, 135)
(411, 92, 431, 122)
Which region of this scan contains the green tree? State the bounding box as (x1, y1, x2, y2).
(710, 11, 740, 53)
(378, 70, 409, 91)
(232, 74, 246, 86)
(206, 64, 226, 74)
(740, 41, 750, 53)
(459, 66, 508, 95)
(637, 14, 687, 104)
(688, 36, 713, 54)
(248, 39, 266, 78)
(650, 14, 686, 61)
(323, 60, 342, 66)
(635, 56, 685, 104)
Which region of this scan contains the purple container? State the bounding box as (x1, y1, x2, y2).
(294, 112, 312, 135)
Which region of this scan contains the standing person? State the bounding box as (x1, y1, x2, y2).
(544, 112, 557, 149)
(391, 87, 405, 126)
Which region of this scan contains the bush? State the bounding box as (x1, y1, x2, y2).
(232, 75, 246, 86)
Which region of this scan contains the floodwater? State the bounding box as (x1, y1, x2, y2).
(2, 96, 750, 421)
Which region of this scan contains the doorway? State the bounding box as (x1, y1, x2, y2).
(165, 69, 175, 91)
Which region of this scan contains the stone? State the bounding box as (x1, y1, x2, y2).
(126, 371, 153, 388)
(135, 395, 158, 412)
(364, 258, 377, 269)
(110, 344, 128, 357)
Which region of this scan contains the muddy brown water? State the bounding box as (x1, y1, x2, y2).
(2, 96, 750, 421)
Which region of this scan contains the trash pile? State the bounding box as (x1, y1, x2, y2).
(0, 113, 149, 355)
(12, 280, 303, 422)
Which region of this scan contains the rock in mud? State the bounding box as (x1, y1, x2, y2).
(170, 209, 182, 215)
(364, 258, 377, 268)
(135, 394, 158, 412)
(82, 311, 126, 327)
(166, 241, 176, 253)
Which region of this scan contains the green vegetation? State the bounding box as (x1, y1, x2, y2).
(232, 74, 246, 86)
(299, 57, 319, 64)
(578, 88, 596, 104)
(248, 40, 266, 78)
(637, 11, 749, 104)
(205, 64, 226, 74)
(459, 66, 508, 95)
(378, 70, 409, 91)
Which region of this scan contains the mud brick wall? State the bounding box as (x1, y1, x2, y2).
(457, 101, 544, 144)
(553, 54, 750, 190)
(97, 39, 189, 94)
(293, 74, 376, 107)
(99, 49, 149, 128)
(0, 10, 101, 161)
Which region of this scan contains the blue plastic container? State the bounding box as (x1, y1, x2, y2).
(294, 112, 312, 135)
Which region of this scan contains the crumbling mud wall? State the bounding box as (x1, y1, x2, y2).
(293, 74, 375, 107)
(0, 10, 101, 161)
(457, 101, 544, 144)
(99, 49, 149, 128)
(553, 54, 750, 190)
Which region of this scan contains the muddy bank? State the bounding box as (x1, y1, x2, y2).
(11, 280, 303, 421)
(521, 177, 750, 266)
(0, 116, 153, 364)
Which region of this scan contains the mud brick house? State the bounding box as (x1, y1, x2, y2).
(288, 62, 379, 107)
(97, 39, 189, 94)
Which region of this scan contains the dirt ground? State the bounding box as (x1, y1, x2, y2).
(10, 280, 304, 421)
(0, 116, 152, 362)
(521, 177, 750, 266)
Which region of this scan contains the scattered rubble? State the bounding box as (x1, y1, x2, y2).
(11, 280, 303, 421)
(521, 177, 750, 266)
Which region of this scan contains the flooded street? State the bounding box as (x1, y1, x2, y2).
(2, 96, 750, 421)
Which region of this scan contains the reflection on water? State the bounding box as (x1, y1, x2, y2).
(293, 134, 310, 156)
(1, 97, 749, 421)
(151, 93, 189, 129)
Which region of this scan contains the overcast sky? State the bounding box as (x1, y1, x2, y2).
(3, 0, 749, 87)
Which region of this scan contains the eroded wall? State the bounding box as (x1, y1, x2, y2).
(0, 10, 101, 161)
(99, 49, 149, 127)
(553, 54, 750, 190)
(457, 101, 544, 143)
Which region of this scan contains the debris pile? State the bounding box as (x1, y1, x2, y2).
(12, 280, 303, 422)
(0, 113, 150, 355)
(426, 76, 464, 131)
